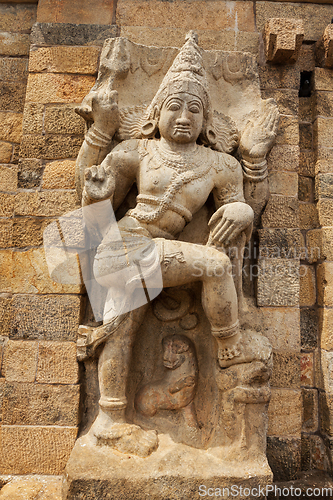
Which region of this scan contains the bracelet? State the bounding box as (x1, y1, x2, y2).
(242, 158, 267, 170)
(85, 124, 112, 149)
(241, 158, 268, 182)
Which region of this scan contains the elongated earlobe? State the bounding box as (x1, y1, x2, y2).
(141, 119, 158, 138)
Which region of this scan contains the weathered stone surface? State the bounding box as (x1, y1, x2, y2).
(37, 0, 115, 25)
(3, 340, 38, 382)
(316, 148, 333, 175)
(0, 194, 14, 217)
(0, 476, 62, 500)
(267, 145, 299, 173)
(117, 0, 255, 32)
(299, 151, 315, 177)
(302, 388, 318, 433)
(256, 1, 333, 41)
(310, 435, 330, 472)
(317, 262, 333, 307)
(11, 248, 82, 294)
(299, 96, 313, 122)
(0, 142, 12, 164)
(320, 392, 333, 437)
(301, 352, 314, 386)
(29, 46, 100, 74)
(0, 32, 30, 57)
(0, 112, 23, 143)
(0, 4, 36, 32)
(259, 64, 300, 92)
(268, 389, 302, 436)
(299, 265, 316, 307)
(42, 160, 76, 190)
(0, 81, 27, 113)
(0, 165, 17, 192)
(267, 437, 301, 481)
(319, 308, 333, 350)
(1, 425, 77, 474)
(15, 191, 78, 216)
(298, 176, 313, 203)
(260, 307, 300, 350)
(11, 294, 81, 341)
(299, 44, 316, 73)
(0, 295, 12, 337)
(257, 258, 299, 307)
(0, 250, 12, 293)
(2, 382, 80, 426)
(262, 196, 299, 228)
(0, 220, 12, 248)
(299, 123, 313, 150)
(0, 377, 4, 421)
(262, 89, 298, 117)
(317, 199, 333, 227)
(306, 228, 333, 263)
(22, 103, 44, 135)
(11, 217, 50, 248)
(0, 57, 28, 82)
(320, 349, 333, 393)
(271, 351, 300, 388)
(301, 308, 318, 349)
(25, 73, 95, 104)
(30, 22, 118, 47)
(19, 134, 83, 160)
(314, 68, 333, 92)
(44, 105, 85, 135)
(263, 18, 304, 64)
(36, 341, 79, 384)
(314, 91, 333, 118)
(268, 171, 298, 197)
(276, 116, 299, 146)
(18, 159, 43, 189)
(315, 173, 333, 199)
(258, 228, 303, 259)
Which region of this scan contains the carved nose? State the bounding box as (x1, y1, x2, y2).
(176, 109, 191, 125)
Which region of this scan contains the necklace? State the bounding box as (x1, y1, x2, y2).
(150, 141, 203, 173)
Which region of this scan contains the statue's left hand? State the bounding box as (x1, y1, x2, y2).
(239, 99, 279, 162)
(208, 202, 254, 246)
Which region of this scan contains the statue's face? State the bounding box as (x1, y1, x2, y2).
(158, 92, 204, 144)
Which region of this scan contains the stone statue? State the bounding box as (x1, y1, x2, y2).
(62, 32, 279, 497)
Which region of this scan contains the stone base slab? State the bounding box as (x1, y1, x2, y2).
(63, 434, 273, 500)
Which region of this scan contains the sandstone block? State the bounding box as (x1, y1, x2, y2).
(0, 476, 62, 500)
(267, 145, 299, 173)
(299, 151, 315, 177)
(37, 0, 114, 25)
(0, 112, 23, 143)
(319, 308, 333, 350)
(320, 349, 333, 393)
(302, 388, 318, 432)
(317, 262, 333, 307)
(299, 123, 313, 150)
(0, 250, 12, 293)
(317, 24, 333, 68)
(314, 68, 333, 92)
(0, 194, 14, 217)
(300, 265, 316, 307)
(2, 382, 80, 426)
(1, 425, 77, 474)
(0, 142, 12, 164)
(0, 295, 12, 337)
(42, 160, 76, 190)
(316, 148, 333, 175)
(259, 64, 300, 90)
(44, 105, 85, 135)
(314, 91, 333, 118)
(310, 435, 330, 472)
(256, 2, 333, 41)
(22, 103, 44, 135)
(117, 0, 255, 32)
(271, 351, 300, 388)
(0, 4, 37, 32)
(258, 228, 304, 259)
(260, 307, 300, 350)
(0, 32, 30, 57)
(36, 341, 79, 384)
(29, 46, 100, 75)
(11, 294, 81, 341)
(299, 44, 316, 73)
(257, 258, 300, 307)
(301, 352, 314, 386)
(268, 171, 298, 197)
(11, 247, 82, 294)
(263, 18, 304, 64)
(25, 73, 95, 104)
(262, 196, 299, 228)
(31, 22, 118, 47)
(268, 388, 302, 436)
(12, 217, 51, 248)
(0, 377, 4, 422)
(15, 191, 78, 217)
(18, 159, 43, 189)
(267, 436, 301, 481)
(3, 340, 38, 382)
(299, 96, 313, 122)
(0, 82, 27, 113)
(317, 199, 333, 227)
(0, 220, 12, 248)
(301, 308, 318, 349)
(276, 116, 299, 146)
(320, 392, 333, 436)
(306, 228, 333, 263)
(315, 173, 333, 199)
(298, 177, 313, 203)
(19, 134, 83, 160)
(0, 165, 17, 192)
(0, 57, 28, 82)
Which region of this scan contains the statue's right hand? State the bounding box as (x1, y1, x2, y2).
(83, 163, 115, 202)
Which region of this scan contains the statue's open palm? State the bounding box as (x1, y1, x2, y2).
(239, 99, 279, 161)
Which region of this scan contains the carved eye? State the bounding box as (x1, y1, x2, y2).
(189, 104, 200, 114)
(168, 102, 181, 111)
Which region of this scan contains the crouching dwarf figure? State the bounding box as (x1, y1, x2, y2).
(75, 32, 279, 457)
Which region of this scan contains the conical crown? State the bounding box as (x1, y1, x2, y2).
(146, 31, 211, 119)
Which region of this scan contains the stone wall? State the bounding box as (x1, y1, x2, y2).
(1, 0, 333, 484)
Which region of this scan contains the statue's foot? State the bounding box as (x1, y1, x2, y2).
(97, 423, 158, 458)
(217, 330, 272, 369)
